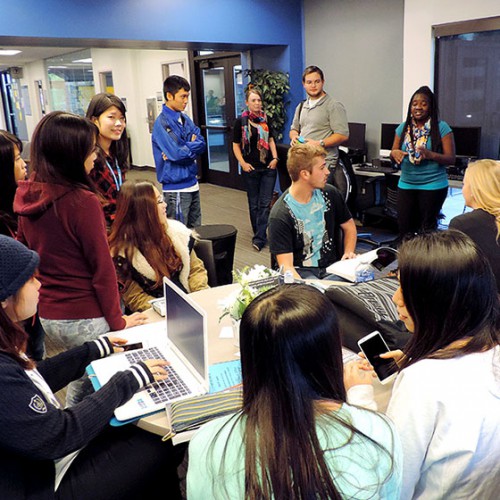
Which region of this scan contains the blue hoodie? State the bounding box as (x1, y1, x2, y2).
(152, 104, 206, 190)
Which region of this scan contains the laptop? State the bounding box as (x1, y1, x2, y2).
(91, 277, 209, 421)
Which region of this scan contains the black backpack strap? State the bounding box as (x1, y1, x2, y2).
(296, 100, 306, 134)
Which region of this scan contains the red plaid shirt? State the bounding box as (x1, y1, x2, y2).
(89, 157, 125, 227)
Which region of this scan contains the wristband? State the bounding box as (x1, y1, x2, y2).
(272, 157, 279, 161)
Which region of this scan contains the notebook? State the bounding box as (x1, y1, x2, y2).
(90, 277, 209, 422)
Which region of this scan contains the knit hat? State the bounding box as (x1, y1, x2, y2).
(0, 235, 40, 301)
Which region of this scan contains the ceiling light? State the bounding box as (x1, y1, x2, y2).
(48, 65, 68, 69)
(0, 49, 22, 56)
(72, 58, 92, 63)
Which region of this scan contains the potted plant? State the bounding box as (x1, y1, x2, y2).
(244, 69, 290, 141)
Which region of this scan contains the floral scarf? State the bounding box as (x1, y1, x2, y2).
(402, 118, 431, 165)
(241, 110, 270, 164)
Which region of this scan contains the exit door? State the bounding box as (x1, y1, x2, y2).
(194, 54, 245, 189)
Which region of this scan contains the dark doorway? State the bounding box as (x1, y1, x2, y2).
(193, 52, 245, 189)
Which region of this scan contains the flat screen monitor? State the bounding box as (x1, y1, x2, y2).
(344, 122, 366, 152)
(450, 126, 481, 158)
(380, 123, 399, 157)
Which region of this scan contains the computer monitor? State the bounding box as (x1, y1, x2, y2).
(380, 123, 399, 157)
(450, 126, 481, 158)
(344, 122, 366, 152)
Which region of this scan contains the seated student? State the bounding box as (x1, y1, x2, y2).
(268, 143, 357, 280)
(376, 230, 500, 499)
(0, 235, 183, 499)
(449, 159, 500, 292)
(109, 180, 209, 312)
(187, 284, 402, 499)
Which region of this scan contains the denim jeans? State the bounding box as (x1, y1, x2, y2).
(164, 190, 202, 228)
(242, 168, 277, 247)
(40, 317, 110, 407)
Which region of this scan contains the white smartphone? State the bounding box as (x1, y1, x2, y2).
(357, 331, 398, 384)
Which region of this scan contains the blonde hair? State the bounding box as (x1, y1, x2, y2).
(287, 143, 326, 182)
(466, 159, 500, 238)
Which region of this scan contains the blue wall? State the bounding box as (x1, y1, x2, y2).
(1, 0, 305, 135)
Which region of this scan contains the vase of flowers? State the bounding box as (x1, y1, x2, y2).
(220, 265, 279, 323)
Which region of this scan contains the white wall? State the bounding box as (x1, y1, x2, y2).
(304, 0, 405, 159)
(403, 0, 499, 114)
(19, 59, 51, 138)
(90, 48, 190, 167)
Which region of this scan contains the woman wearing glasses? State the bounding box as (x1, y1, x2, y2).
(109, 180, 209, 312)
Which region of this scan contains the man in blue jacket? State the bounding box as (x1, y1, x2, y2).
(152, 75, 206, 227)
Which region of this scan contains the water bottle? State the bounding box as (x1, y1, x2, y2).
(355, 260, 375, 283)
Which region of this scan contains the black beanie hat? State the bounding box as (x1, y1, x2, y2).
(0, 235, 40, 301)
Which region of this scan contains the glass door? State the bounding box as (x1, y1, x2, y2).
(195, 54, 244, 189)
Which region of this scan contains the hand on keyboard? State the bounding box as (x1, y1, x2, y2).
(143, 359, 171, 382)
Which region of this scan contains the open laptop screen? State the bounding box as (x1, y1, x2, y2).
(164, 278, 206, 380)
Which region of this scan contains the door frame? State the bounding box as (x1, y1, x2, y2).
(191, 51, 245, 190)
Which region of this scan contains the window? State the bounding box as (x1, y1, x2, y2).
(435, 25, 500, 159)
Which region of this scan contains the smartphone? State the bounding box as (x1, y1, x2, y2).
(121, 342, 143, 352)
(357, 331, 398, 384)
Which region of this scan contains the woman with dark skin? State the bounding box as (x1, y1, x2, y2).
(390, 86, 455, 238)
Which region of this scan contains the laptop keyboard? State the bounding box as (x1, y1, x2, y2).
(125, 347, 192, 403)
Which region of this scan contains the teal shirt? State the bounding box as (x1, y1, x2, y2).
(397, 120, 452, 190)
(284, 189, 326, 267)
(187, 403, 402, 499)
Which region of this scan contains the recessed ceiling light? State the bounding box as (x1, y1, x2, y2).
(72, 58, 92, 63)
(0, 49, 22, 56)
(48, 65, 68, 69)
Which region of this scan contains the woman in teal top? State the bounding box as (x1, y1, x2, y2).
(390, 86, 455, 238)
(187, 284, 402, 499)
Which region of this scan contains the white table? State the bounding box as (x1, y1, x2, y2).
(136, 282, 393, 437)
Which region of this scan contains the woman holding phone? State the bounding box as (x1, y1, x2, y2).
(187, 284, 402, 499)
(378, 230, 500, 498)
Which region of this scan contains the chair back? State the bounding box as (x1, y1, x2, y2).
(194, 238, 218, 287)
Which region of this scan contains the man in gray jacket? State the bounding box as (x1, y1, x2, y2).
(289, 65, 349, 176)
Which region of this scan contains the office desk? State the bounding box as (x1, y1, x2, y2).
(137, 282, 393, 437)
(353, 164, 463, 188)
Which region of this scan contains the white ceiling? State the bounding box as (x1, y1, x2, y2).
(0, 45, 80, 71)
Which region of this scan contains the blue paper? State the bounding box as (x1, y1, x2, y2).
(209, 359, 242, 393)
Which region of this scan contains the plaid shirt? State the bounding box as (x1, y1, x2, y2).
(89, 157, 125, 227)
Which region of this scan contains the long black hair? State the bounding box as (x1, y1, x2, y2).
(399, 230, 500, 368)
(0, 130, 23, 216)
(211, 284, 396, 499)
(31, 111, 98, 190)
(403, 85, 441, 153)
(86, 93, 129, 170)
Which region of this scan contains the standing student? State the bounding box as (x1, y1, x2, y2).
(0, 235, 183, 500)
(152, 75, 206, 228)
(15, 111, 145, 405)
(390, 86, 456, 238)
(0, 130, 27, 237)
(377, 230, 500, 499)
(449, 159, 500, 291)
(289, 65, 350, 193)
(86, 93, 129, 227)
(187, 284, 402, 499)
(232, 86, 278, 251)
